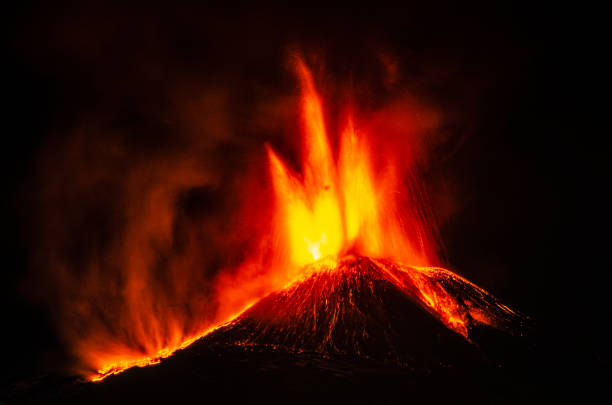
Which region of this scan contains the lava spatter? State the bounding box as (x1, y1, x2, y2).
(88, 56, 528, 382)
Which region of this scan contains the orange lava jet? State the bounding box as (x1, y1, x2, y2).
(267, 57, 432, 271)
(87, 56, 520, 382)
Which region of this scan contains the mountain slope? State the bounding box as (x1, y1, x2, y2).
(203, 255, 528, 367)
(3, 256, 533, 404)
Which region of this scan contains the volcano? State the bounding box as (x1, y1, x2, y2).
(6, 56, 535, 397)
(203, 255, 528, 368)
(5, 255, 533, 404)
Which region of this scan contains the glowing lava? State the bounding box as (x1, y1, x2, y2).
(89, 57, 523, 382)
(267, 57, 431, 270)
(202, 255, 526, 362)
(90, 300, 257, 381)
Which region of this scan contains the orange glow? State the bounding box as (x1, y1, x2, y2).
(81, 57, 499, 382)
(259, 59, 518, 348)
(267, 58, 430, 268)
(90, 300, 257, 381)
(87, 57, 442, 381)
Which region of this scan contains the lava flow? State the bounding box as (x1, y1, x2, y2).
(202, 255, 525, 366)
(89, 57, 525, 382)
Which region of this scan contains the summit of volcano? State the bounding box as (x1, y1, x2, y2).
(202, 255, 529, 368)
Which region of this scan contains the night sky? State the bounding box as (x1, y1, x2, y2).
(2, 2, 605, 402)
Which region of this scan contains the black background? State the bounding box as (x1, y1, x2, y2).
(2, 1, 606, 402)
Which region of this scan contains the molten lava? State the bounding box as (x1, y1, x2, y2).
(203, 255, 525, 365)
(88, 57, 524, 382)
(267, 59, 431, 270)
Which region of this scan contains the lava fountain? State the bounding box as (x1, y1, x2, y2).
(267, 58, 434, 270)
(89, 57, 526, 382)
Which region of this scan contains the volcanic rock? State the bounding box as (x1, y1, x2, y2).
(203, 255, 529, 368)
(4, 255, 533, 404)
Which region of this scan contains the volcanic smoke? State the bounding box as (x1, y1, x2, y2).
(83, 57, 526, 381)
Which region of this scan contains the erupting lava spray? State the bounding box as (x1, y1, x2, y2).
(39, 55, 521, 382)
(267, 57, 436, 271)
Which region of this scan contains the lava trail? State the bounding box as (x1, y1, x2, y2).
(203, 255, 527, 367)
(85, 55, 529, 382)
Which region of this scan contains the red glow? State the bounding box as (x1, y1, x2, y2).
(81, 56, 514, 381)
(267, 57, 433, 270)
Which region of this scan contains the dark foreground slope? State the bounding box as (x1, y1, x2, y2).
(3, 256, 535, 404)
